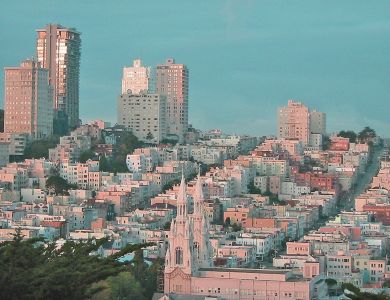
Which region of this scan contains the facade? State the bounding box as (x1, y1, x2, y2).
(0, 143, 9, 167)
(121, 59, 150, 94)
(117, 91, 167, 143)
(36, 24, 81, 129)
(4, 60, 53, 139)
(163, 176, 324, 300)
(156, 58, 188, 143)
(309, 110, 326, 135)
(278, 100, 310, 145)
(278, 100, 326, 147)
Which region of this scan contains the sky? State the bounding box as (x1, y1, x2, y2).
(1, 0, 389, 137)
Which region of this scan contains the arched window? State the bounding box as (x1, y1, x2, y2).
(175, 247, 183, 265)
(193, 242, 200, 259)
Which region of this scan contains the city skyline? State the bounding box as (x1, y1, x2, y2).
(1, 1, 389, 136)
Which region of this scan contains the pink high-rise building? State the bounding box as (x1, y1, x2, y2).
(36, 24, 81, 129)
(156, 58, 188, 143)
(121, 59, 150, 94)
(4, 60, 53, 139)
(278, 100, 310, 145)
(278, 100, 326, 147)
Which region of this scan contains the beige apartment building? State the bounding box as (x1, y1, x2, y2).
(278, 100, 326, 147)
(156, 58, 188, 143)
(36, 24, 81, 129)
(278, 100, 310, 145)
(117, 91, 167, 144)
(121, 59, 150, 94)
(4, 60, 53, 139)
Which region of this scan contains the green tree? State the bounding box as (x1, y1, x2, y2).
(322, 135, 331, 150)
(146, 132, 154, 142)
(46, 175, 76, 195)
(128, 250, 160, 300)
(99, 155, 110, 172)
(0, 229, 153, 300)
(101, 131, 143, 173)
(24, 136, 60, 159)
(358, 126, 376, 143)
(247, 181, 262, 194)
(325, 278, 337, 286)
(231, 223, 242, 232)
(163, 221, 171, 230)
(79, 150, 96, 163)
(0, 109, 4, 132)
(341, 282, 389, 300)
(107, 272, 145, 300)
(338, 130, 357, 143)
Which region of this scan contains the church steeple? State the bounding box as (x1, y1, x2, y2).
(176, 173, 188, 219)
(193, 171, 204, 215)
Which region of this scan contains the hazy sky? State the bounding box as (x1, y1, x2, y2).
(1, 1, 389, 136)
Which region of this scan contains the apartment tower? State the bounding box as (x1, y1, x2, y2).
(4, 59, 53, 139)
(117, 91, 167, 144)
(36, 24, 81, 130)
(121, 59, 150, 94)
(156, 58, 188, 143)
(278, 100, 310, 145)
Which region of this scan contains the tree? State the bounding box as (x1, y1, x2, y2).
(46, 175, 76, 195)
(163, 221, 171, 230)
(24, 136, 60, 159)
(325, 278, 337, 286)
(101, 131, 143, 173)
(358, 126, 376, 143)
(341, 282, 389, 300)
(338, 130, 357, 143)
(99, 155, 110, 172)
(106, 272, 144, 300)
(247, 181, 262, 194)
(160, 138, 178, 146)
(0, 109, 4, 132)
(0, 229, 153, 300)
(231, 223, 242, 232)
(146, 132, 154, 142)
(322, 135, 331, 150)
(79, 150, 96, 163)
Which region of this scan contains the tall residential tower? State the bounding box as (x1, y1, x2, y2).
(278, 100, 310, 145)
(121, 59, 150, 94)
(4, 59, 53, 139)
(156, 58, 188, 143)
(277, 100, 326, 148)
(36, 24, 81, 131)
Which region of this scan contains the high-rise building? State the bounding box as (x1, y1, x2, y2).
(36, 24, 81, 130)
(277, 100, 310, 145)
(121, 59, 150, 94)
(309, 110, 326, 135)
(117, 91, 167, 143)
(156, 58, 188, 143)
(4, 59, 53, 139)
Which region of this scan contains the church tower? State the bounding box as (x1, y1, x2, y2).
(191, 174, 213, 268)
(164, 175, 194, 294)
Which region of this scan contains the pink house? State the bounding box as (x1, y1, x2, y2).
(286, 242, 311, 255)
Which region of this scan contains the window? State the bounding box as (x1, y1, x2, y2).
(175, 247, 183, 265)
(193, 242, 200, 259)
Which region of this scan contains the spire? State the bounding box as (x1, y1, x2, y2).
(177, 173, 187, 217)
(177, 172, 186, 204)
(194, 170, 204, 200)
(193, 173, 204, 215)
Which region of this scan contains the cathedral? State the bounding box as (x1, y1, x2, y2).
(163, 175, 327, 300)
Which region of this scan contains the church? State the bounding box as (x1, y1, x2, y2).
(162, 175, 327, 300)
